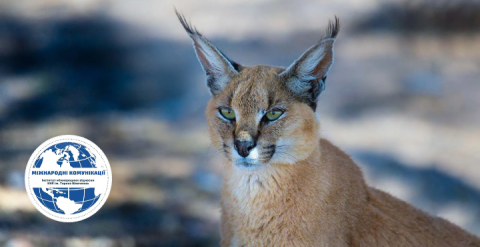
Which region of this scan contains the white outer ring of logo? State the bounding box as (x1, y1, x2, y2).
(25, 135, 112, 223)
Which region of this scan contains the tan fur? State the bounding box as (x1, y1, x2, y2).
(202, 66, 480, 247)
(176, 14, 480, 246)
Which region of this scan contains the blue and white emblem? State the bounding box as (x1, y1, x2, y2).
(25, 135, 112, 222)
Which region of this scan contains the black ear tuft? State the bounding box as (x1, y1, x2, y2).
(175, 8, 202, 37)
(325, 16, 340, 39)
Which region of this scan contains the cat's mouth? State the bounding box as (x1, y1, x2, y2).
(236, 160, 259, 168)
(230, 144, 276, 168)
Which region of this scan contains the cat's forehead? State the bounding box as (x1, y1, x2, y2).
(226, 65, 289, 108)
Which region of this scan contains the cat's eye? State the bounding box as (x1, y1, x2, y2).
(219, 108, 236, 120)
(265, 110, 284, 121)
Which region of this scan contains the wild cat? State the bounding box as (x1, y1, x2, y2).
(176, 11, 480, 247)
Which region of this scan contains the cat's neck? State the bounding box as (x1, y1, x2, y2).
(220, 139, 367, 245)
(223, 140, 325, 200)
(221, 140, 340, 244)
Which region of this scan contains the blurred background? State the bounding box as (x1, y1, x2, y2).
(0, 0, 479, 246)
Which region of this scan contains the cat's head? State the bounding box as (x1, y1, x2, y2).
(177, 11, 339, 169)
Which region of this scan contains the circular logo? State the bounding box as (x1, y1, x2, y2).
(25, 135, 112, 222)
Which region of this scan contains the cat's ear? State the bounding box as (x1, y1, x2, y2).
(280, 17, 339, 109)
(176, 10, 240, 95)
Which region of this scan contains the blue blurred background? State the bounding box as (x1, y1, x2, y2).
(0, 0, 479, 246)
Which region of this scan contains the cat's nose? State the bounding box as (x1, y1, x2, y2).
(234, 140, 256, 158)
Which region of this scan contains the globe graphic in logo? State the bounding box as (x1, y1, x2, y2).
(33, 187, 100, 215)
(32, 142, 100, 215)
(25, 136, 111, 222)
(34, 142, 97, 169)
